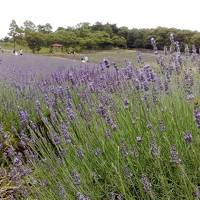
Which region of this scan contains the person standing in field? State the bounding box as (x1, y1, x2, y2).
(19, 49, 23, 56)
(103, 58, 110, 68)
(84, 56, 89, 62)
(81, 57, 85, 63)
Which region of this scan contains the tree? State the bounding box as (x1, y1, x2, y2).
(91, 22, 103, 31)
(8, 20, 200, 53)
(81, 36, 97, 49)
(118, 26, 129, 39)
(37, 23, 53, 33)
(110, 24, 119, 34)
(23, 20, 36, 32)
(56, 27, 67, 32)
(112, 35, 127, 48)
(8, 20, 20, 50)
(25, 31, 44, 53)
(76, 22, 90, 29)
(191, 33, 200, 48)
(95, 31, 113, 49)
(3, 37, 10, 42)
(127, 28, 138, 48)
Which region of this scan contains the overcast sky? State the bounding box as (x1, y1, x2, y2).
(1, 0, 200, 38)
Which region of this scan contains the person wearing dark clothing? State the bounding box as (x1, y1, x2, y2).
(19, 49, 23, 56)
(103, 59, 110, 68)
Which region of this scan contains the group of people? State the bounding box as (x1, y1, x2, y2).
(80, 57, 111, 66)
(0, 47, 24, 55)
(13, 49, 23, 56)
(81, 56, 89, 63)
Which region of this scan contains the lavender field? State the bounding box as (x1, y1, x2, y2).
(1, 36, 200, 200)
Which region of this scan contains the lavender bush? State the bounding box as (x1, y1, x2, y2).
(1, 37, 200, 199)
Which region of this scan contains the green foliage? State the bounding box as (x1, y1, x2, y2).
(191, 33, 200, 47)
(8, 20, 22, 49)
(8, 20, 19, 39)
(25, 31, 45, 53)
(5, 20, 200, 53)
(37, 23, 53, 34)
(24, 20, 36, 32)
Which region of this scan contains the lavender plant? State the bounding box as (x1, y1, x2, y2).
(1, 35, 200, 199)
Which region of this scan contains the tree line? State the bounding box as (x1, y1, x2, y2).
(4, 20, 200, 53)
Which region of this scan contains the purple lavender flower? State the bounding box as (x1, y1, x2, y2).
(57, 86, 64, 97)
(184, 132, 192, 143)
(0, 123, 3, 133)
(159, 121, 166, 132)
(95, 148, 102, 157)
(143, 81, 149, 91)
(170, 145, 181, 164)
(124, 166, 132, 179)
(152, 95, 158, 104)
(76, 192, 90, 200)
(150, 139, 160, 158)
(19, 110, 28, 126)
(137, 51, 143, 64)
(105, 115, 117, 130)
(53, 133, 61, 145)
(141, 174, 152, 192)
(61, 124, 72, 144)
(130, 146, 139, 158)
(69, 72, 75, 85)
(24, 149, 38, 163)
(120, 139, 128, 156)
(111, 122, 117, 131)
(194, 186, 200, 198)
(110, 192, 123, 200)
(88, 81, 95, 92)
(0, 143, 3, 150)
(164, 80, 169, 92)
(105, 129, 112, 139)
(5, 145, 15, 159)
(41, 179, 50, 187)
(124, 98, 129, 108)
(9, 167, 21, 184)
(186, 94, 194, 101)
(57, 182, 66, 197)
(35, 99, 41, 114)
(96, 104, 107, 118)
(77, 148, 84, 160)
(71, 170, 81, 186)
(194, 108, 200, 128)
(67, 108, 76, 120)
(3, 133, 8, 140)
(13, 156, 22, 167)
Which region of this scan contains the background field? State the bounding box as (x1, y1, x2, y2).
(0, 42, 156, 66)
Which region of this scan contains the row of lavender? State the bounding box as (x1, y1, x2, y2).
(1, 36, 200, 199)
